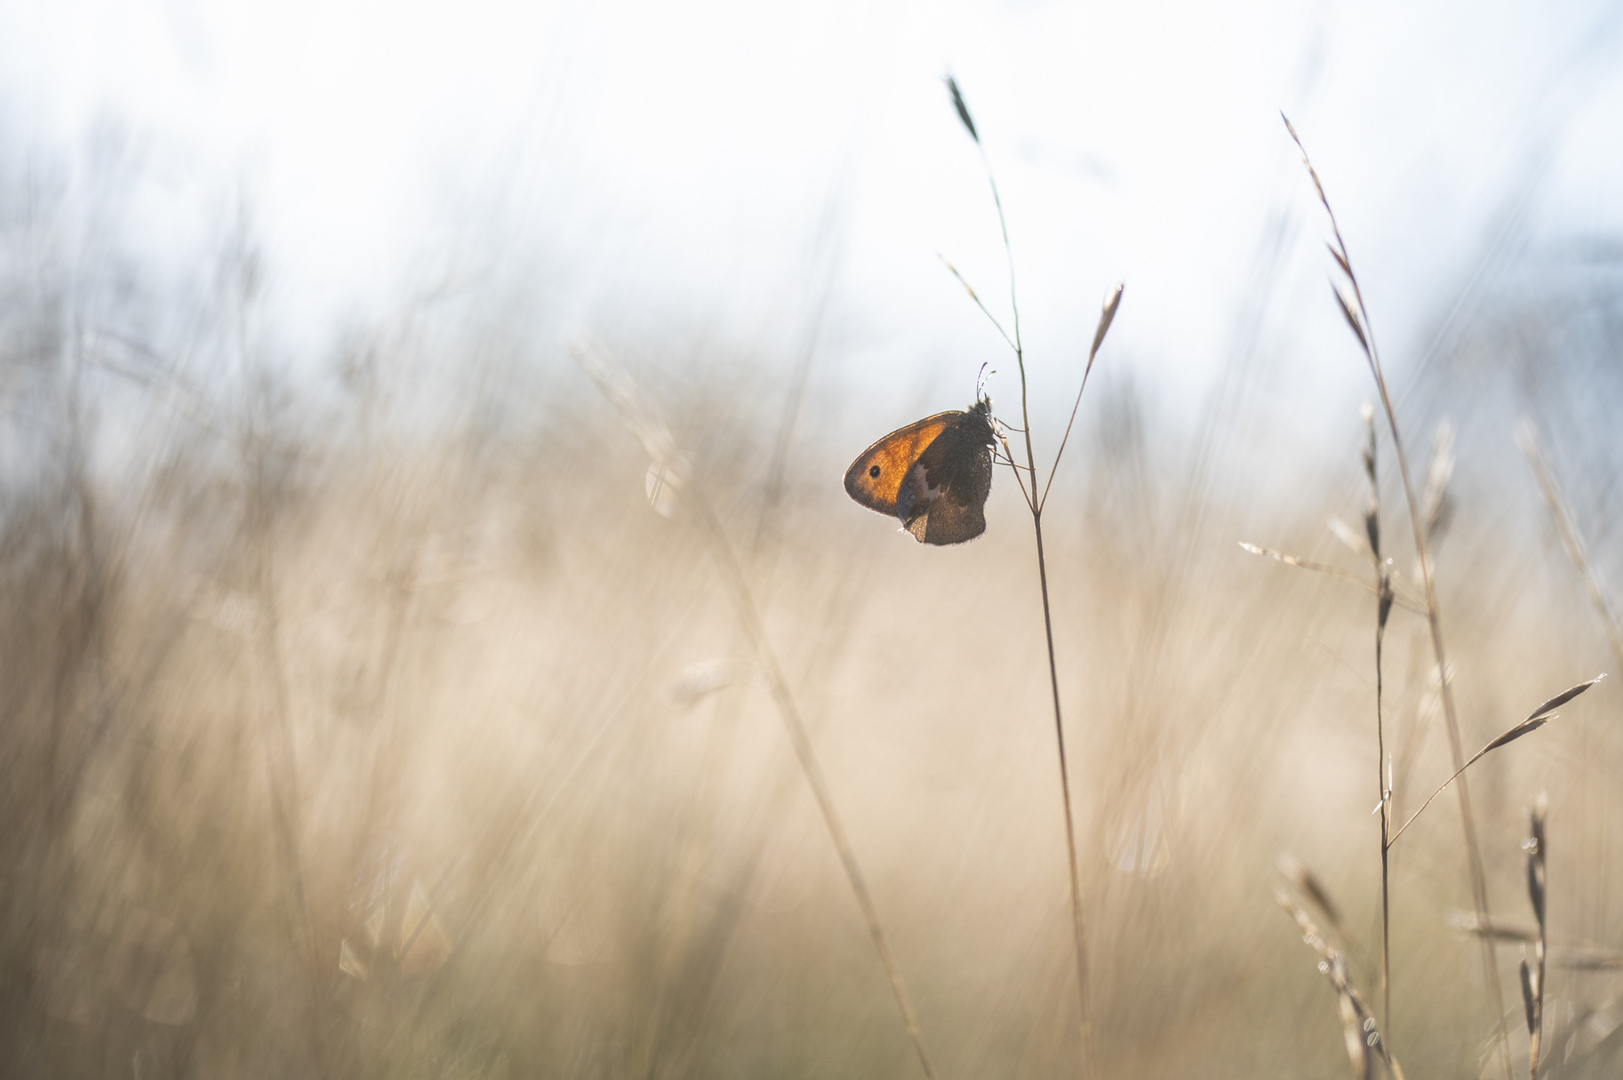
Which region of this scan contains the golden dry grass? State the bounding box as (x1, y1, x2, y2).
(2, 143, 1622, 1080)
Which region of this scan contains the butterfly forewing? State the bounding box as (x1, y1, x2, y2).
(843, 412, 959, 514)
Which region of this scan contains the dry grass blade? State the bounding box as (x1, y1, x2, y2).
(1277, 888, 1404, 1080)
(1389, 678, 1603, 845)
(1421, 422, 1456, 543)
(1237, 542, 1424, 614)
(1449, 912, 1539, 944)
(1450, 911, 1623, 970)
(938, 255, 1019, 357)
(1285, 113, 1514, 1078)
(1518, 421, 1623, 672)
(1043, 284, 1125, 509)
(1554, 947, 1623, 970)
(570, 334, 938, 1080)
(1331, 283, 1371, 356)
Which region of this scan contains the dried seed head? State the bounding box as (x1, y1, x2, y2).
(1477, 715, 1552, 758)
(944, 76, 980, 144)
(1337, 984, 1373, 1080)
(1328, 516, 1371, 556)
(1363, 508, 1381, 565)
(1527, 797, 1548, 928)
(1526, 675, 1605, 724)
(1279, 854, 1344, 935)
(1421, 420, 1456, 543)
(1520, 958, 1537, 1035)
(1447, 910, 1538, 944)
(1331, 282, 1370, 357)
(1090, 284, 1124, 361)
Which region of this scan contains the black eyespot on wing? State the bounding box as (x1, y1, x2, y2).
(869, 465, 880, 478)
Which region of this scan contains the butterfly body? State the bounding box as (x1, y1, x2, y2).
(844, 399, 996, 545)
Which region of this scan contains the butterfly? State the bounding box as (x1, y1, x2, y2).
(844, 397, 997, 544)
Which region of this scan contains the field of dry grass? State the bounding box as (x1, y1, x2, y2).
(3, 119, 1623, 1080)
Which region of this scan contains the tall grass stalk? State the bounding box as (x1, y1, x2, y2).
(944, 76, 1121, 1080)
(573, 335, 937, 1079)
(1283, 115, 1513, 1080)
(1519, 421, 1623, 933)
(1279, 881, 1406, 1080)
(1518, 423, 1623, 674)
(1359, 405, 1396, 1035)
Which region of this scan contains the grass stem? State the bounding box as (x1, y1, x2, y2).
(574, 335, 938, 1079)
(944, 75, 1111, 1079)
(1284, 114, 1512, 1080)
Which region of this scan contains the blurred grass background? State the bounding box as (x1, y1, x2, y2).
(3, 107, 1623, 1080)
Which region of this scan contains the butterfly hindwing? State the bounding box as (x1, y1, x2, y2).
(842, 412, 958, 514)
(844, 400, 996, 545)
(897, 413, 994, 544)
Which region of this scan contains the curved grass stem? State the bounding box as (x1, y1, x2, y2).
(945, 75, 1116, 1079)
(1284, 113, 1514, 1080)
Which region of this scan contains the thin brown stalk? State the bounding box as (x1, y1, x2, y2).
(1011, 207, 1097, 1080)
(689, 491, 937, 1079)
(1518, 423, 1623, 675)
(1362, 406, 1395, 1038)
(1278, 887, 1406, 1080)
(573, 335, 937, 1079)
(1284, 114, 1511, 1080)
(1519, 422, 1620, 939)
(944, 75, 1120, 1078)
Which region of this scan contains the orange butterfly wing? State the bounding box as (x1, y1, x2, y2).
(843, 412, 960, 514)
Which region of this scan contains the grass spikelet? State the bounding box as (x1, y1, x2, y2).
(1523, 796, 1549, 1076)
(945, 75, 980, 144)
(1277, 886, 1405, 1080)
(1389, 678, 1603, 844)
(1279, 854, 1345, 938)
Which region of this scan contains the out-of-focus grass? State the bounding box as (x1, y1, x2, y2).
(2, 153, 1623, 1080)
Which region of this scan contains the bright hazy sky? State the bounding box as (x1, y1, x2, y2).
(2, 0, 1620, 428)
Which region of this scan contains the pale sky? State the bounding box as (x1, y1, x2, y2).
(2, 0, 1620, 433)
